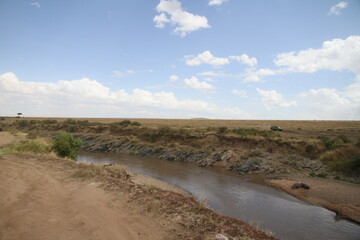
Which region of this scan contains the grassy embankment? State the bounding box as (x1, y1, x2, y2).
(0, 131, 276, 240)
(1, 117, 359, 179)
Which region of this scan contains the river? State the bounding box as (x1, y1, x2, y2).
(78, 152, 360, 240)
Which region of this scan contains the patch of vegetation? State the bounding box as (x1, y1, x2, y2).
(320, 146, 360, 174)
(318, 136, 337, 151)
(0, 140, 52, 155)
(130, 121, 141, 126)
(217, 127, 228, 134)
(15, 120, 30, 128)
(52, 131, 83, 160)
(42, 119, 58, 124)
(232, 128, 275, 138)
(63, 118, 77, 125)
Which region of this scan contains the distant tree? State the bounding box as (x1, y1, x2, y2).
(17, 113, 22, 118)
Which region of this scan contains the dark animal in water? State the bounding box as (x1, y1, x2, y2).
(291, 183, 310, 190)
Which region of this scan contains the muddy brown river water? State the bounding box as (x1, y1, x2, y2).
(78, 152, 360, 240)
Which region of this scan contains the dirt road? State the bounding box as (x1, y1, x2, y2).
(0, 154, 166, 240)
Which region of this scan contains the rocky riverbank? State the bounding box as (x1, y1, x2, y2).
(77, 133, 334, 179)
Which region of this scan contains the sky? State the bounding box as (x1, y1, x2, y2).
(0, 0, 360, 120)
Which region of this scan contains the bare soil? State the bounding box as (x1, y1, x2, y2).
(0, 154, 167, 240)
(267, 176, 360, 223)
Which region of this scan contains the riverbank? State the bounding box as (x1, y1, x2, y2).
(75, 133, 360, 223)
(267, 175, 360, 223)
(0, 132, 276, 240)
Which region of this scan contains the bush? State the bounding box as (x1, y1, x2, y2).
(118, 120, 131, 127)
(53, 132, 83, 160)
(321, 146, 360, 174)
(217, 127, 228, 134)
(16, 120, 29, 128)
(130, 121, 141, 126)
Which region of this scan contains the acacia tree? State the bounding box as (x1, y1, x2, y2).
(17, 113, 22, 118)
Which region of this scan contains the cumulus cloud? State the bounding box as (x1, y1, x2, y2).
(328, 2, 348, 15)
(256, 88, 297, 110)
(299, 87, 360, 120)
(232, 89, 247, 98)
(0, 72, 217, 118)
(186, 51, 229, 66)
(243, 68, 275, 82)
(169, 74, 179, 82)
(208, 0, 228, 6)
(30, 2, 40, 8)
(229, 54, 257, 67)
(186, 51, 257, 67)
(184, 76, 214, 90)
(274, 35, 360, 77)
(154, 0, 210, 37)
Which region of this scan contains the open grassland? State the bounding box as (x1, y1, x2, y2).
(1, 117, 360, 176)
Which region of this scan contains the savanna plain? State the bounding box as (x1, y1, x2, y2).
(0, 117, 359, 240)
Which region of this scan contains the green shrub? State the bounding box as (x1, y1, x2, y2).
(53, 132, 83, 160)
(118, 120, 131, 126)
(130, 121, 141, 126)
(318, 136, 336, 150)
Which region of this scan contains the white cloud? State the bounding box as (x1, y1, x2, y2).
(229, 54, 257, 67)
(298, 87, 360, 120)
(185, 51, 229, 66)
(186, 51, 257, 68)
(345, 81, 360, 102)
(232, 89, 247, 98)
(154, 0, 210, 37)
(328, 2, 348, 15)
(184, 76, 214, 90)
(0, 72, 217, 118)
(30, 2, 40, 8)
(257, 88, 297, 110)
(208, 0, 228, 6)
(169, 74, 179, 82)
(197, 71, 224, 77)
(274, 35, 360, 77)
(243, 68, 276, 82)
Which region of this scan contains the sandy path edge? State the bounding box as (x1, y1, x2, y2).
(265, 177, 360, 223)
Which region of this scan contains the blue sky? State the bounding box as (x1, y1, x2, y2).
(1, 0, 360, 119)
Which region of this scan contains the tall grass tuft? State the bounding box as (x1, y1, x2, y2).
(0, 140, 52, 155)
(320, 146, 360, 174)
